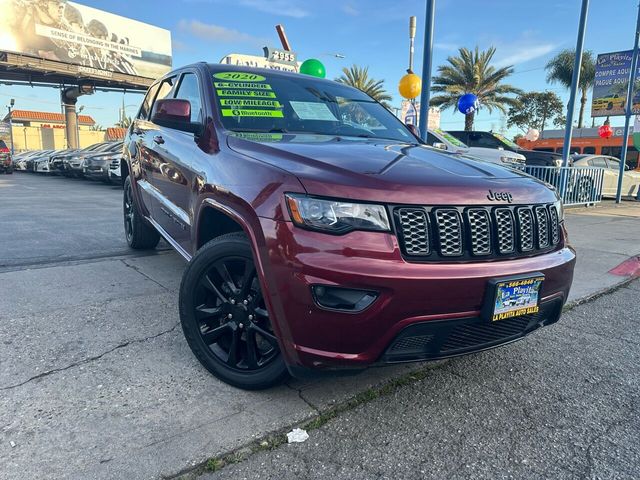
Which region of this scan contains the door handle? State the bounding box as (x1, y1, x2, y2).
(153, 135, 165, 145)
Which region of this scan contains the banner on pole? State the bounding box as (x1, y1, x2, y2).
(591, 51, 640, 117)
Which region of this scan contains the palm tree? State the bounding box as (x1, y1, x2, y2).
(545, 49, 596, 128)
(116, 116, 132, 128)
(335, 65, 392, 108)
(430, 46, 522, 130)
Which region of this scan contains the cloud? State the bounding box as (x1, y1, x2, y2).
(494, 44, 558, 68)
(237, 0, 310, 18)
(434, 42, 459, 52)
(342, 4, 359, 16)
(177, 20, 266, 44)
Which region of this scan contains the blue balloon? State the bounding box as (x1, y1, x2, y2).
(457, 93, 479, 115)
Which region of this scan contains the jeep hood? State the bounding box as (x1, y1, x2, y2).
(227, 134, 557, 205)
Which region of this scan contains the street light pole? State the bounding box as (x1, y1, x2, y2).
(7, 99, 15, 155)
(76, 105, 84, 149)
(615, 1, 640, 203)
(418, 0, 435, 140)
(408, 16, 417, 72)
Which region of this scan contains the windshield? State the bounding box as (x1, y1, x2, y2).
(433, 129, 468, 148)
(212, 70, 415, 143)
(492, 133, 520, 150)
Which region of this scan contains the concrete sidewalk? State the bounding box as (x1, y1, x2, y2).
(1, 201, 639, 480)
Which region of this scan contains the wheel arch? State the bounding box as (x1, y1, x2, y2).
(194, 199, 295, 363)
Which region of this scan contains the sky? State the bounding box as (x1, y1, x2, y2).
(1, 0, 639, 136)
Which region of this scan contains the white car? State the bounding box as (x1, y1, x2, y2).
(571, 155, 640, 198)
(427, 128, 526, 168)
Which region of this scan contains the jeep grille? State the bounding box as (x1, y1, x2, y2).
(394, 204, 561, 261)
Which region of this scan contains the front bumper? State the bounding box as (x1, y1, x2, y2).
(258, 218, 575, 375)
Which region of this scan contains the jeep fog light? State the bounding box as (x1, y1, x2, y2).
(312, 285, 378, 312)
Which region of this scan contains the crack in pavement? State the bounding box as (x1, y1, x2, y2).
(0, 322, 180, 391)
(121, 258, 172, 291)
(285, 382, 321, 414)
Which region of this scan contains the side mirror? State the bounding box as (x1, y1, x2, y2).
(433, 142, 448, 151)
(151, 99, 203, 135)
(405, 123, 420, 139)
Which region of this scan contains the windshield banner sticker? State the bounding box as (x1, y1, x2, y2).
(214, 82, 272, 90)
(213, 72, 266, 82)
(214, 72, 284, 118)
(220, 99, 282, 108)
(216, 89, 277, 98)
(221, 109, 284, 118)
(289, 101, 338, 121)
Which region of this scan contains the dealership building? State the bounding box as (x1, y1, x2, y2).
(0, 109, 126, 151)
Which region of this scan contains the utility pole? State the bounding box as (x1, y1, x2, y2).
(7, 99, 15, 155)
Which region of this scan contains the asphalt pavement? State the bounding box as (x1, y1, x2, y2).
(201, 280, 640, 480)
(0, 172, 639, 480)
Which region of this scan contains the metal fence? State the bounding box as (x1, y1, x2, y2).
(524, 166, 605, 206)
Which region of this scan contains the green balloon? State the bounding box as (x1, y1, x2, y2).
(300, 58, 326, 78)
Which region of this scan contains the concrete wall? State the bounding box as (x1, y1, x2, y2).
(11, 126, 107, 151)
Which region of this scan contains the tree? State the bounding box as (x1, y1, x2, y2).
(545, 49, 596, 128)
(335, 65, 392, 108)
(507, 91, 566, 133)
(116, 116, 132, 128)
(430, 46, 522, 130)
(90, 124, 103, 131)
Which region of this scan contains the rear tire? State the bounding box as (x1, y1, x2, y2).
(179, 233, 288, 390)
(123, 176, 160, 250)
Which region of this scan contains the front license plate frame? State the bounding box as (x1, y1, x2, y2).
(481, 273, 545, 322)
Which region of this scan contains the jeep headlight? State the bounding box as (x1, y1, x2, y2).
(286, 194, 390, 233)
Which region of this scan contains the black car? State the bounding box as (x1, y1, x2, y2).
(82, 142, 123, 182)
(0, 140, 13, 174)
(447, 131, 565, 167)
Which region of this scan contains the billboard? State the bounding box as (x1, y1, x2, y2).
(592, 51, 640, 117)
(0, 0, 172, 82)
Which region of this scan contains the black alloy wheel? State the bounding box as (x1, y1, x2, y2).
(179, 233, 288, 389)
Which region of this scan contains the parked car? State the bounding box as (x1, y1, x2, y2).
(26, 150, 55, 172)
(33, 149, 67, 174)
(83, 142, 124, 182)
(122, 64, 575, 389)
(50, 148, 80, 174)
(60, 142, 115, 177)
(572, 154, 640, 198)
(448, 131, 566, 167)
(0, 140, 12, 174)
(426, 128, 526, 168)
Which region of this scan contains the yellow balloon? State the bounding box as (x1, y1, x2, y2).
(398, 73, 422, 99)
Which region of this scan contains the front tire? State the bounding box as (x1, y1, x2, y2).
(123, 176, 160, 250)
(179, 233, 288, 390)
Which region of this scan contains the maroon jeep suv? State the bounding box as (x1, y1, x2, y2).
(122, 64, 575, 389)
